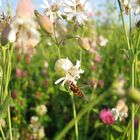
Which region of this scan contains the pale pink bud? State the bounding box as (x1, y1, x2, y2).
(16, 0, 34, 18)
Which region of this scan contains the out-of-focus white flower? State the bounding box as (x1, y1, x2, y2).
(64, 0, 92, 24)
(55, 58, 84, 86)
(111, 99, 128, 121)
(30, 116, 39, 124)
(98, 36, 108, 47)
(41, 0, 63, 22)
(134, 6, 140, 15)
(36, 105, 47, 116)
(121, 0, 131, 15)
(8, 0, 40, 56)
(38, 127, 45, 140)
(44, 61, 49, 68)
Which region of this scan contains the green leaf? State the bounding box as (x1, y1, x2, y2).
(112, 124, 125, 133)
(0, 95, 10, 120)
(59, 86, 69, 93)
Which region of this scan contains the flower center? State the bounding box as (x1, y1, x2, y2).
(51, 4, 59, 12)
(76, 4, 84, 12)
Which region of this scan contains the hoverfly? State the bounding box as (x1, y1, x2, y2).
(67, 80, 83, 98)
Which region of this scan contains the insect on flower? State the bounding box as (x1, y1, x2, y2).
(55, 58, 84, 97)
(67, 80, 83, 98)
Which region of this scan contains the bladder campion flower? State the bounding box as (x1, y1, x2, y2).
(121, 0, 131, 15)
(41, 0, 63, 23)
(64, 0, 92, 24)
(8, 0, 40, 56)
(111, 99, 128, 121)
(55, 58, 84, 86)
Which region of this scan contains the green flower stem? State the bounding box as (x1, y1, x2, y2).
(53, 23, 61, 59)
(131, 60, 135, 140)
(8, 107, 12, 140)
(117, 0, 131, 50)
(0, 125, 6, 140)
(55, 91, 109, 140)
(136, 31, 140, 51)
(4, 44, 14, 140)
(137, 116, 140, 140)
(71, 93, 79, 140)
(122, 105, 140, 140)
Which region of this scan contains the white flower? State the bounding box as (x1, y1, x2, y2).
(98, 36, 108, 47)
(30, 116, 39, 124)
(41, 0, 63, 22)
(55, 58, 84, 86)
(8, 17, 40, 55)
(55, 58, 73, 76)
(38, 127, 45, 139)
(111, 99, 128, 121)
(111, 108, 119, 121)
(121, 0, 131, 15)
(8, 0, 40, 56)
(64, 0, 92, 24)
(36, 105, 47, 116)
(134, 6, 140, 15)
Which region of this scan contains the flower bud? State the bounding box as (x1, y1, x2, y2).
(127, 88, 140, 103)
(78, 37, 91, 51)
(112, 76, 126, 96)
(16, 0, 34, 18)
(1, 23, 11, 46)
(37, 13, 53, 34)
(55, 58, 73, 76)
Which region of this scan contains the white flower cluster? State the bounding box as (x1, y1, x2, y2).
(8, 0, 40, 56)
(36, 104, 47, 116)
(30, 116, 45, 140)
(55, 58, 84, 86)
(41, 0, 93, 24)
(111, 99, 128, 121)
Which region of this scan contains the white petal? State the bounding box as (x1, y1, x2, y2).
(8, 28, 18, 42)
(64, 7, 73, 13)
(55, 77, 65, 84)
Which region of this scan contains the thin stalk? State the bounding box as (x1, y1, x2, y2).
(53, 23, 61, 58)
(137, 117, 140, 140)
(55, 91, 109, 140)
(122, 105, 140, 140)
(131, 58, 135, 140)
(0, 125, 6, 140)
(117, 0, 131, 50)
(71, 94, 79, 140)
(136, 31, 140, 51)
(80, 49, 82, 62)
(8, 107, 12, 140)
(4, 45, 14, 140)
